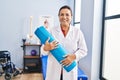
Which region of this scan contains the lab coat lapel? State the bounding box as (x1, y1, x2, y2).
(56, 25, 73, 39)
(65, 25, 73, 38)
(56, 26, 65, 38)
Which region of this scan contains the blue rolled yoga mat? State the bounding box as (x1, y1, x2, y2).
(34, 26, 77, 72)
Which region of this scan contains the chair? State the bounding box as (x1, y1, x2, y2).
(41, 55, 88, 80)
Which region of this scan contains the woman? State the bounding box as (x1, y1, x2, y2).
(41, 5, 88, 80)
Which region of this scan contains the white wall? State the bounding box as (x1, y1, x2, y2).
(81, 0, 103, 80)
(0, 0, 68, 68)
(91, 0, 103, 80)
(80, 0, 94, 79)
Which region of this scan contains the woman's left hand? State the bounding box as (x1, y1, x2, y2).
(60, 54, 76, 66)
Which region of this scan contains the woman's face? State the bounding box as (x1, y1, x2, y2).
(59, 8, 72, 27)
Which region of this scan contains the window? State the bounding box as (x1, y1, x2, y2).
(73, 0, 81, 28)
(100, 0, 120, 80)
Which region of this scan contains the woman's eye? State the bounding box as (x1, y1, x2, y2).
(66, 14, 69, 16)
(60, 14, 64, 16)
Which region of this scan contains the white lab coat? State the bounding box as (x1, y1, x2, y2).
(41, 25, 88, 80)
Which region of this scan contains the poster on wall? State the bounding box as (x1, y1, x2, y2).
(39, 15, 54, 31)
(31, 15, 54, 44)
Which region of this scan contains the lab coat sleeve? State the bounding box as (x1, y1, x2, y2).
(40, 44, 50, 56)
(74, 31, 88, 61)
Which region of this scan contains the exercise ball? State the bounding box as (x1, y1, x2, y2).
(31, 50, 37, 56)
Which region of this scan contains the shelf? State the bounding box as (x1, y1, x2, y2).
(24, 55, 39, 59)
(26, 63, 36, 67)
(24, 43, 41, 46)
(21, 41, 42, 73)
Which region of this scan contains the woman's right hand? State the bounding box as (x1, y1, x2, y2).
(43, 37, 58, 51)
